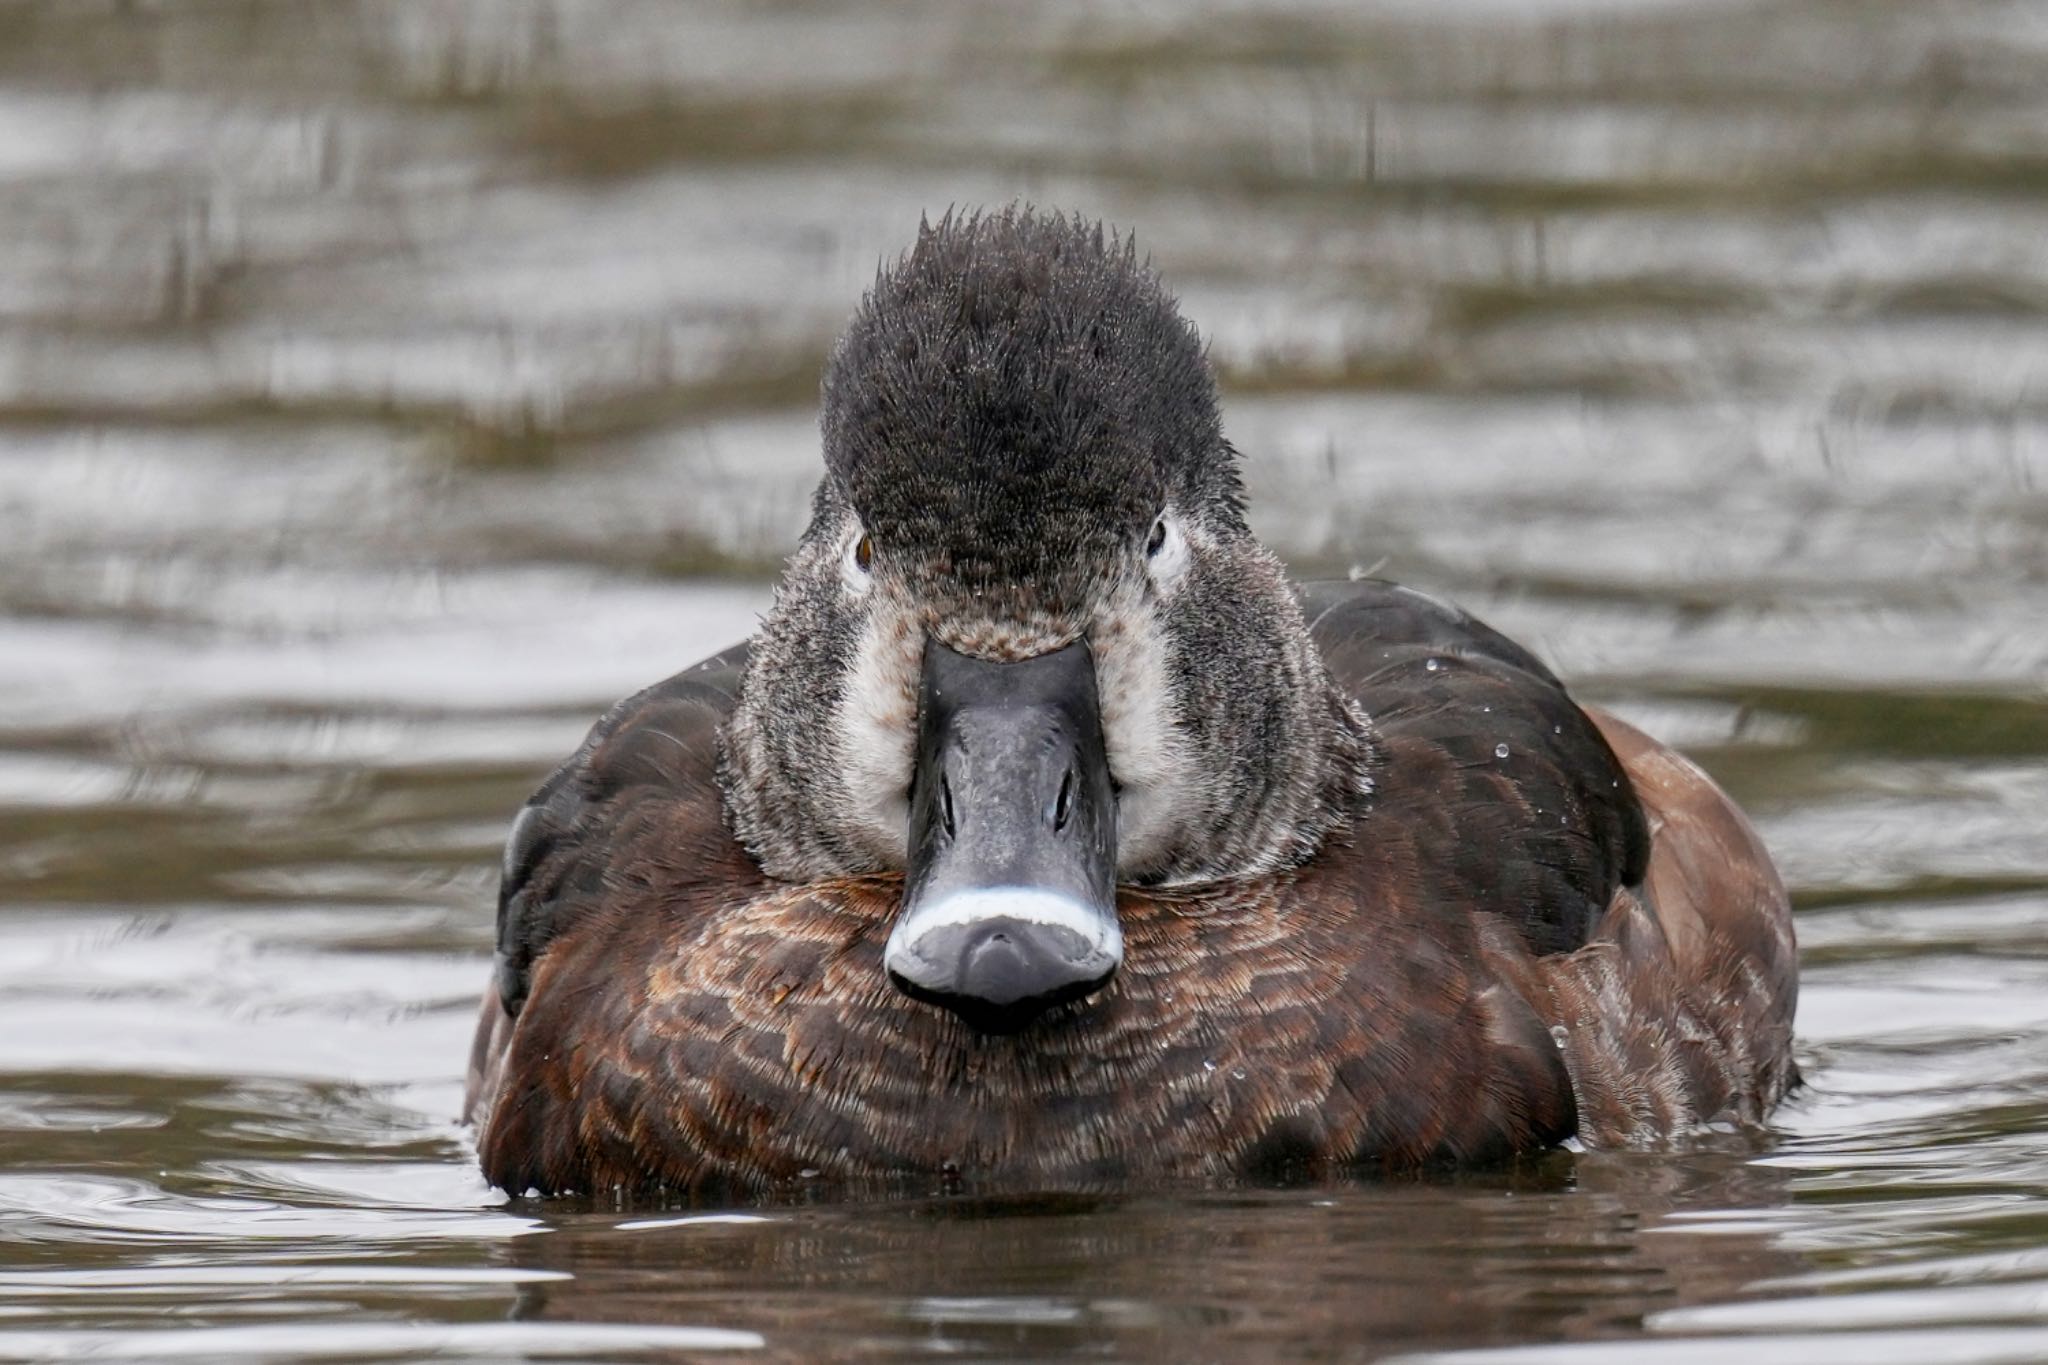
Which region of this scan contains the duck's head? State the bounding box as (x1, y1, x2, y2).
(724, 208, 1374, 1033)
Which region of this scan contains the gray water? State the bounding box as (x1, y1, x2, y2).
(4, 1, 2048, 1360)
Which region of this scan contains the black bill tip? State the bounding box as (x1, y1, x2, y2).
(886, 895, 1120, 1034)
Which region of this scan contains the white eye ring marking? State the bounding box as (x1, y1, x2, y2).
(841, 527, 875, 595)
(1144, 510, 1190, 586)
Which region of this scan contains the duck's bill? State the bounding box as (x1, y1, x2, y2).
(884, 637, 1121, 1033)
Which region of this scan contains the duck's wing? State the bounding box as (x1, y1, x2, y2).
(464, 641, 758, 1124)
(1552, 709, 1800, 1139)
(1300, 578, 1797, 1140)
(1301, 578, 1649, 957)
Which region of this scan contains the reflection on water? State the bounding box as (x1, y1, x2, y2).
(3, 0, 2048, 1360)
(498, 1156, 1807, 1358)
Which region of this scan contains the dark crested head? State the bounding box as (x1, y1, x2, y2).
(723, 207, 1374, 1031)
(820, 210, 1240, 632)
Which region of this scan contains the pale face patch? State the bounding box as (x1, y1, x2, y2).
(828, 593, 920, 868)
(822, 512, 1223, 883)
(1090, 574, 1204, 880)
(824, 572, 1203, 882)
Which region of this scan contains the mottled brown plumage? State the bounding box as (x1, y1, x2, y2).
(465, 581, 1797, 1197)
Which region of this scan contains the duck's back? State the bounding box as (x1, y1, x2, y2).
(465, 581, 1796, 1196)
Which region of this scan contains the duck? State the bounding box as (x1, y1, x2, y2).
(463, 208, 1798, 1198)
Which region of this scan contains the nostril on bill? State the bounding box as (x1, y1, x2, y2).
(1053, 769, 1074, 831)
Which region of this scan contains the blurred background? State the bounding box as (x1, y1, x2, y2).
(3, 2, 2048, 1362)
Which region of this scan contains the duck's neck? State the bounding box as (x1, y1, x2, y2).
(1238, 661, 1380, 879)
(1077, 539, 1380, 889)
(1139, 607, 1379, 886)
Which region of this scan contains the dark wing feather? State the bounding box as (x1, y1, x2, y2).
(1302, 578, 1562, 687)
(493, 642, 752, 1017)
(1301, 579, 1649, 956)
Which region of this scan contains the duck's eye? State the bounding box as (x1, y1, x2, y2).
(841, 528, 876, 593)
(1142, 511, 1190, 587)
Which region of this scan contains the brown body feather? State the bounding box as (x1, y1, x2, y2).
(466, 582, 1796, 1196)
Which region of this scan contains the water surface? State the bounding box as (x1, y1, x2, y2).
(4, 1, 2048, 1360)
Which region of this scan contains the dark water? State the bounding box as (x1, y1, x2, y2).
(4, 1, 2048, 1360)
